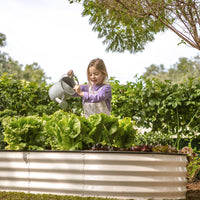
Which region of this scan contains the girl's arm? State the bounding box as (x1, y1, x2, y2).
(83, 85, 112, 103)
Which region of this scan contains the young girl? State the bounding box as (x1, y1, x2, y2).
(68, 58, 112, 118)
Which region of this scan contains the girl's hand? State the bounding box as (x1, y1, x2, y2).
(67, 70, 73, 77)
(73, 84, 84, 97)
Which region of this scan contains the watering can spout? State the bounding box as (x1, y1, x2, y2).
(55, 98, 68, 110)
(55, 97, 62, 104)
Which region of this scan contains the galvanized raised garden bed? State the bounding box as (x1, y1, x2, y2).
(0, 150, 187, 200)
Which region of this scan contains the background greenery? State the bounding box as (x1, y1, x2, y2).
(1, 32, 200, 151)
(1, 59, 200, 151)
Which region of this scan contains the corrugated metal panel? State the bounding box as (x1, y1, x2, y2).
(0, 151, 29, 192)
(29, 151, 84, 196)
(0, 151, 187, 200)
(82, 152, 187, 199)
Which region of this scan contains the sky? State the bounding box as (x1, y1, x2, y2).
(0, 0, 199, 84)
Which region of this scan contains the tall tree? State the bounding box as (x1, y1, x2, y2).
(68, 0, 200, 53)
(143, 64, 165, 77)
(0, 33, 6, 47)
(143, 55, 200, 83)
(0, 33, 49, 84)
(23, 63, 48, 84)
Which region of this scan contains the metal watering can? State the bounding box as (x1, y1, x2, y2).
(48, 72, 79, 109)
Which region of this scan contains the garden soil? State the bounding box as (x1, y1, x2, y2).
(186, 180, 200, 200)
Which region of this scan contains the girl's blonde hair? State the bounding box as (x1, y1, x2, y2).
(87, 58, 108, 86)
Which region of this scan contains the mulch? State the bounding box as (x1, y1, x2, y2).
(186, 180, 200, 200)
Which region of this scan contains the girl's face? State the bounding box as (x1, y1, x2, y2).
(88, 66, 105, 85)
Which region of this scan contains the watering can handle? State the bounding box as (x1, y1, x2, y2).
(70, 72, 79, 85)
(72, 74, 79, 85)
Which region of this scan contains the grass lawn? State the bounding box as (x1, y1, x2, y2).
(0, 191, 120, 200)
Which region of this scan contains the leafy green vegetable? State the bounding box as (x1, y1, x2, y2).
(2, 115, 46, 150)
(87, 113, 136, 148)
(2, 111, 137, 151)
(43, 110, 90, 150)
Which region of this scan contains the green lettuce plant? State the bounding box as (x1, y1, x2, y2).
(85, 113, 137, 148)
(43, 110, 90, 150)
(2, 115, 46, 150)
(2, 111, 137, 151)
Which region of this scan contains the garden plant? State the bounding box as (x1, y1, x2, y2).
(0, 73, 200, 189)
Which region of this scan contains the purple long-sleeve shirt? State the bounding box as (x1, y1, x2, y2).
(75, 84, 112, 111)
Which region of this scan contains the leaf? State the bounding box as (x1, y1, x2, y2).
(149, 98, 160, 106)
(68, 116, 81, 139)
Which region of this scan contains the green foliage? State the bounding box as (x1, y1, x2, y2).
(117, 117, 136, 148)
(87, 113, 136, 148)
(2, 111, 137, 151)
(143, 56, 200, 84)
(68, 1, 200, 52)
(0, 33, 49, 84)
(0, 57, 49, 84)
(111, 75, 200, 149)
(0, 74, 59, 116)
(87, 113, 118, 146)
(79, 0, 165, 53)
(22, 62, 49, 84)
(1, 72, 200, 151)
(0, 73, 83, 117)
(43, 110, 90, 150)
(0, 53, 23, 80)
(109, 77, 130, 118)
(0, 109, 17, 149)
(187, 156, 200, 180)
(134, 131, 174, 147)
(1, 57, 200, 152)
(61, 96, 83, 116)
(0, 33, 6, 47)
(2, 115, 46, 150)
(0, 73, 82, 144)
(2, 73, 200, 151)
